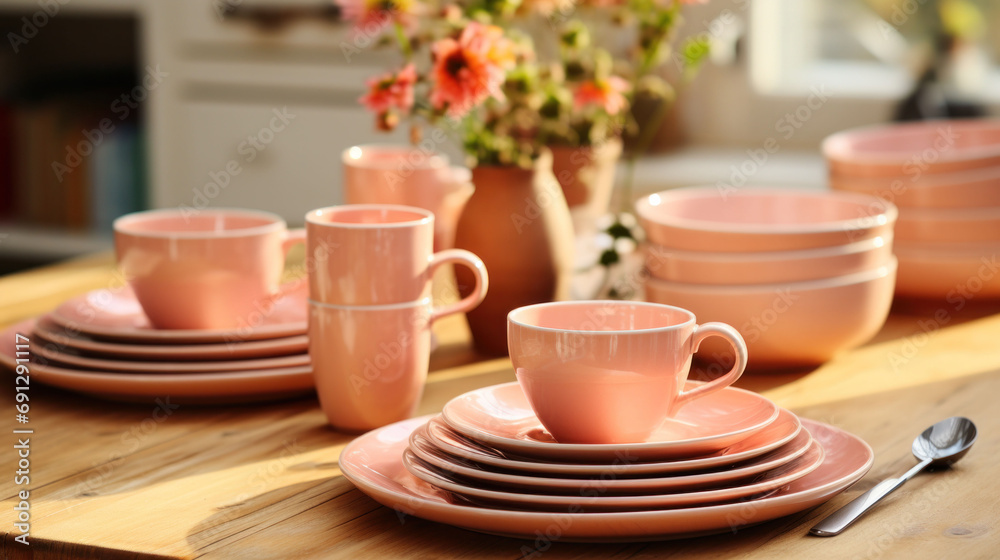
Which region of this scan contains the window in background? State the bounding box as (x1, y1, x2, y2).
(751, 0, 1000, 110)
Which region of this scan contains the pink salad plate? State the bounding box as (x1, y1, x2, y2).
(409, 422, 813, 494)
(32, 317, 309, 361)
(423, 410, 802, 477)
(0, 320, 314, 404)
(635, 187, 897, 253)
(440, 382, 779, 462)
(339, 416, 874, 542)
(49, 282, 308, 343)
(30, 342, 310, 374)
(823, 119, 1000, 178)
(402, 439, 824, 512)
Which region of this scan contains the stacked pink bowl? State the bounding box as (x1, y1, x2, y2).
(635, 186, 898, 369)
(824, 119, 1000, 299)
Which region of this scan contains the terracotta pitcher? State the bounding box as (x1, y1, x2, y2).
(454, 150, 575, 355)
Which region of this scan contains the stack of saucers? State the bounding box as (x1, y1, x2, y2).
(634, 186, 898, 369)
(824, 119, 1000, 299)
(340, 382, 874, 541)
(0, 283, 313, 404)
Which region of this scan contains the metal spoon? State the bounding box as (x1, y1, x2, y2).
(810, 416, 977, 537)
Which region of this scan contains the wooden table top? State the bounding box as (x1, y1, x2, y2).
(1, 253, 998, 559)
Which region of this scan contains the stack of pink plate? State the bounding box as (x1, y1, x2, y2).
(0, 283, 314, 404)
(340, 382, 874, 541)
(634, 186, 898, 368)
(824, 119, 1000, 299)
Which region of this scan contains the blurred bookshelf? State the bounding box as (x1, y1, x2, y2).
(0, 9, 143, 273)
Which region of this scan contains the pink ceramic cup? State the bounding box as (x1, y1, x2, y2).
(342, 145, 474, 250)
(306, 204, 487, 306)
(113, 208, 305, 330)
(310, 292, 487, 432)
(507, 301, 748, 444)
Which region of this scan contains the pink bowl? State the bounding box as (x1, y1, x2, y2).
(635, 187, 897, 253)
(644, 235, 894, 285)
(895, 206, 1000, 244)
(643, 259, 897, 368)
(823, 119, 1000, 178)
(895, 243, 1000, 299)
(829, 165, 1000, 209)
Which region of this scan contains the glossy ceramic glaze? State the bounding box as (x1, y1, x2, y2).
(338, 415, 874, 542)
(33, 316, 309, 360)
(635, 187, 897, 252)
(342, 145, 474, 250)
(422, 410, 802, 476)
(895, 243, 1000, 299)
(507, 301, 748, 444)
(644, 235, 894, 285)
(306, 204, 487, 306)
(49, 281, 308, 343)
(823, 119, 1000, 178)
(829, 165, 1000, 209)
(441, 382, 778, 461)
(409, 422, 813, 493)
(894, 206, 1000, 244)
(114, 208, 304, 330)
(309, 290, 486, 432)
(645, 260, 897, 368)
(0, 320, 313, 404)
(402, 439, 824, 511)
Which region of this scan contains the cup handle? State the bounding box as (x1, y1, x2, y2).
(670, 322, 748, 415)
(427, 249, 489, 323)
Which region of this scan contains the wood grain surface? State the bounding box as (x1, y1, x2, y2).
(1, 254, 998, 559)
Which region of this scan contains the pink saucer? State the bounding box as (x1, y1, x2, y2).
(49, 282, 307, 343)
(424, 410, 802, 476)
(409, 422, 813, 494)
(32, 342, 309, 373)
(441, 382, 779, 461)
(33, 317, 308, 361)
(403, 438, 823, 511)
(0, 320, 314, 404)
(339, 416, 874, 542)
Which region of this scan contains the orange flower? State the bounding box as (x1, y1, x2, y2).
(337, 0, 419, 34)
(430, 23, 515, 118)
(574, 76, 630, 116)
(360, 63, 417, 114)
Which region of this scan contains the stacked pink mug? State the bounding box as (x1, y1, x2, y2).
(306, 205, 488, 432)
(824, 119, 1000, 299)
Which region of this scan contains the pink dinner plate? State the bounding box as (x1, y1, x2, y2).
(402, 438, 823, 512)
(423, 410, 802, 476)
(408, 422, 813, 494)
(340, 416, 874, 542)
(441, 382, 779, 461)
(31, 342, 309, 373)
(32, 317, 308, 361)
(0, 320, 314, 404)
(49, 281, 308, 343)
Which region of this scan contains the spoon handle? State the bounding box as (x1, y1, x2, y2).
(809, 458, 933, 537)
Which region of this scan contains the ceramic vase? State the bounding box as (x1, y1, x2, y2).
(454, 150, 575, 355)
(549, 137, 623, 236)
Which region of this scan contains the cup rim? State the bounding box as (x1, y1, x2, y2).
(508, 300, 697, 335)
(113, 208, 287, 239)
(305, 204, 434, 229)
(309, 297, 431, 310)
(342, 143, 449, 170)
